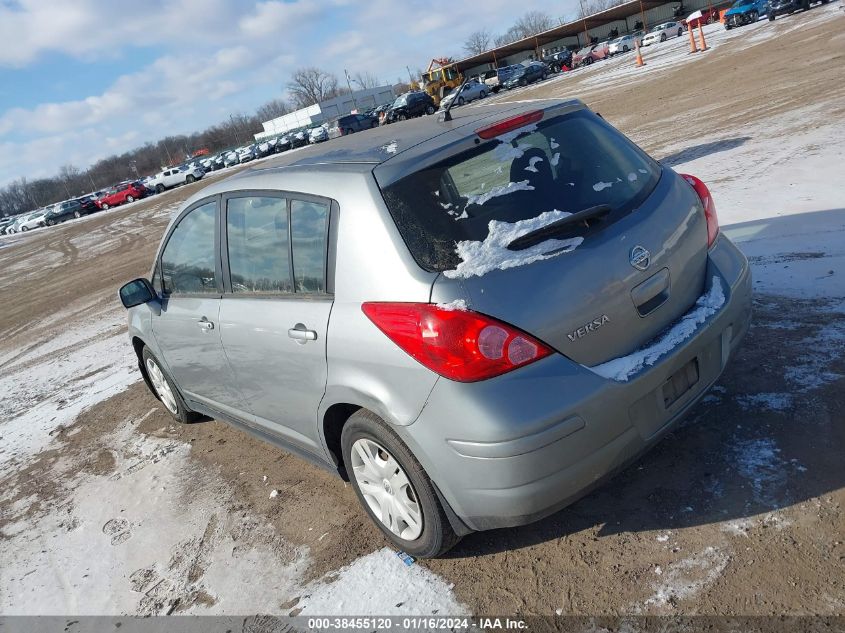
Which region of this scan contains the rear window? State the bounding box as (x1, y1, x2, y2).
(379, 109, 661, 272)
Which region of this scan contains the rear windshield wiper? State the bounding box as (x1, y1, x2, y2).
(507, 204, 611, 251)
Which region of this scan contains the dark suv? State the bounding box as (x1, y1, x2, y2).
(542, 50, 573, 73)
(769, 0, 829, 19)
(335, 113, 378, 135)
(45, 199, 83, 225)
(384, 92, 436, 124)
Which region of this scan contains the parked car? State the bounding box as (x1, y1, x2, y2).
(291, 131, 309, 148)
(384, 91, 436, 123)
(97, 181, 148, 209)
(76, 195, 100, 215)
(0, 217, 15, 234)
(439, 79, 488, 109)
(542, 50, 573, 72)
(331, 113, 379, 137)
(608, 32, 643, 55)
(309, 127, 329, 144)
(16, 208, 49, 231)
(275, 136, 292, 152)
(724, 0, 768, 25)
(44, 199, 83, 225)
(572, 43, 608, 66)
(641, 21, 685, 44)
(146, 165, 204, 194)
(768, 0, 828, 19)
(118, 99, 752, 558)
(236, 146, 255, 163)
(502, 61, 548, 89)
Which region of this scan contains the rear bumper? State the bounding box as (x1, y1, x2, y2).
(399, 233, 751, 532)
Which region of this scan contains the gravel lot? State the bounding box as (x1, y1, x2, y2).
(1, 4, 843, 617)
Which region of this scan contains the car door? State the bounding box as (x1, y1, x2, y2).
(151, 198, 247, 417)
(218, 192, 333, 456)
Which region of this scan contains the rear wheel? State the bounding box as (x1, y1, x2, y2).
(769, 12, 776, 19)
(126, 195, 134, 203)
(74, 210, 81, 218)
(101, 203, 110, 210)
(660, 32, 667, 41)
(425, 105, 435, 115)
(749, 9, 759, 21)
(623, 45, 630, 52)
(186, 175, 195, 184)
(398, 113, 407, 121)
(141, 347, 198, 424)
(479, 90, 487, 98)
(341, 409, 461, 558)
(156, 184, 165, 193)
(457, 96, 465, 106)
(677, 27, 683, 36)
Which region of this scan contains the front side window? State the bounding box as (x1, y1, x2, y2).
(226, 196, 292, 294)
(161, 201, 217, 294)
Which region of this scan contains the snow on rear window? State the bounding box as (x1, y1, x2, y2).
(379, 109, 660, 273)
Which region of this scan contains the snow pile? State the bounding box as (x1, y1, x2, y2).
(466, 180, 534, 207)
(444, 210, 584, 279)
(296, 548, 468, 616)
(436, 299, 468, 311)
(642, 547, 729, 610)
(524, 156, 544, 173)
(590, 277, 725, 381)
(381, 141, 398, 155)
(732, 437, 795, 506)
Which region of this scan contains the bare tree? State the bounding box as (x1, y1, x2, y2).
(351, 71, 381, 90)
(464, 28, 492, 55)
(286, 67, 343, 109)
(494, 26, 523, 46)
(255, 98, 290, 122)
(514, 10, 554, 37)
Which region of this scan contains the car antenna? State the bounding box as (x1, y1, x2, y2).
(439, 78, 469, 123)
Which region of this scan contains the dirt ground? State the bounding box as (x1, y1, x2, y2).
(1, 6, 843, 617)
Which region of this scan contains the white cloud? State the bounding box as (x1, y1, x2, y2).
(0, 0, 576, 186)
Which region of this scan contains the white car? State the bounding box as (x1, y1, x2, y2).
(308, 127, 328, 143)
(237, 146, 256, 162)
(608, 32, 643, 55)
(440, 79, 488, 109)
(146, 165, 204, 193)
(223, 151, 239, 167)
(17, 209, 49, 232)
(641, 21, 684, 45)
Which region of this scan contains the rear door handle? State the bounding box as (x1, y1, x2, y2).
(288, 325, 317, 342)
(197, 317, 214, 331)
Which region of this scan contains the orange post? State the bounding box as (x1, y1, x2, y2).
(698, 22, 708, 50)
(635, 39, 645, 66)
(688, 24, 699, 53)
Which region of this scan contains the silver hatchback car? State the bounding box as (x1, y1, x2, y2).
(119, 100, 751, 557)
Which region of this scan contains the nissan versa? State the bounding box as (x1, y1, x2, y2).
(119, 100, 751, 557)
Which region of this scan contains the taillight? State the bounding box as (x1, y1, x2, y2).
(361, 303, 553, 382)
(475, 110, 544, 140)
(681, 173, 719, 248)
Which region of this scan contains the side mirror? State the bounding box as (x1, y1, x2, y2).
(119, 278, 156, 309)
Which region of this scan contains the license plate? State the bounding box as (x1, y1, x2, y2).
(662, 358, 699, 408)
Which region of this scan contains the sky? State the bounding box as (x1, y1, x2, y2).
(0, 0, 572, 187)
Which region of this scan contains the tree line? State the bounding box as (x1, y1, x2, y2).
(0, 67, 387, 218)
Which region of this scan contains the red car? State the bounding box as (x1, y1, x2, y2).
(96, 182, 147, 209)
(573, 41, 609, 67)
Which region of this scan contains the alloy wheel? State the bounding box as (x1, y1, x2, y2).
(146, 357, 178, 415)
(350, 438, 423, 540)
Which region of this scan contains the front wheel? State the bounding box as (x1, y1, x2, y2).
(74, 210, 81, 218)
(425, 105, 435, 115)
(101, 203, 109, 210)
(126, 195, 134, 203)
(21, 226, 28, 232)
(677, 27, 683, 36)
(141, 347, 198, 424)
(398, 113, 407, 120)
(479, 90, 487, 98)
(457, 96, 465, 106)
(769, 12, 776, 19)
(623, 45, 630, 52)
(749, 9, 758, 21)
(660, 32, 667, 41)
(342, 410, 461, 558)
(186, 175, 196, 183)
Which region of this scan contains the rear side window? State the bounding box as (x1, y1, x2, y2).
(226, 196, 292, 294)
(379, 109, 660, 272)
(161, 202, 217, 294)
(291, 200, 329, 293)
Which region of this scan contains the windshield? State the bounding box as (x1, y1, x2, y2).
(393, 94, 409, 107)
(379, 109, 661, 272)
(650, 24, 666, 31)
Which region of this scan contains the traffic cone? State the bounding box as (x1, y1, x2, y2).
(688, 24, 699, 53)
(698, 23, 709, 50)
(635, 40, 645, 66)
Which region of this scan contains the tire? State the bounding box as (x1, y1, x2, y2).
(519, 78, 527, 86)
(126, 195, 134, 203)
(457, 96, 465, 106)
(660, 32, 667, 41)
(749, 9, 758, 21)
(677, 27, 683, 36)
(186, 175, 195, 184)
(398, 113, 407, 121)
(541, 72, 548, 80)
(584, 57, 593, 65)
(425, 105, 435, 115)
(769, 12, 776, 19)
(623, 45, 630, 52)
(156, 184, 165, 194)
(21, 226, 28, 232)
(74, 210, 81, 218)
(479, 90, 487, 98)
(141, 347, 198, 424)
(101, 203, 109, 210)
(341, 409, 461, 558)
